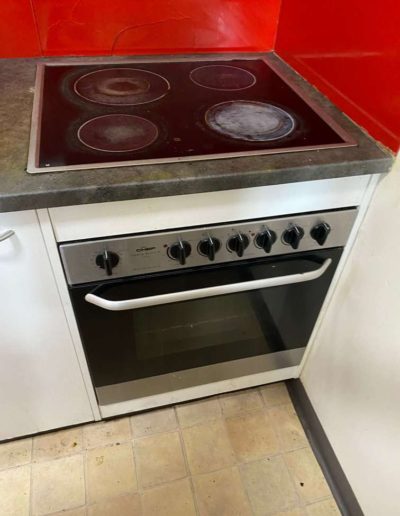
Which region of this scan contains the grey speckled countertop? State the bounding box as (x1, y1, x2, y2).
(0, 52, 393, 213)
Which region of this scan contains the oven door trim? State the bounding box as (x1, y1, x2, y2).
(85, 257, 332, 311)
(97, 348, 304, 416)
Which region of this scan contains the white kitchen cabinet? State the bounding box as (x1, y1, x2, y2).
(0, 210, 94, 440)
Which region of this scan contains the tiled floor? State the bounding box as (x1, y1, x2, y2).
(0, 382, 340, 516)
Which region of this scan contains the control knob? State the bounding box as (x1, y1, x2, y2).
(227, 233, 249, 257)
(310, 222, 331, 246)
(198, 236, 221, 261)
(282, 224, 304, 250)
(168, 240, 191, 265)
(95, 250, 120, 276)
(255, 228, 277, 253)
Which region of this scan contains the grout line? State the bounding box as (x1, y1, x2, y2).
(188, 476, 201, 516)
(128, 413, 136, 439)
(45, 505, 87, 516)
(237, 463, 256, 515)
(138, 474, 191, 493)
(29, 462, 34, 516)
(176, 420, 200, 516)
(133, 427, 183, 444)
(176, 426, 191, 479)
(82, 447, 88, 512)
(130, 439, 140, 496)
(29, 437, 34, 516)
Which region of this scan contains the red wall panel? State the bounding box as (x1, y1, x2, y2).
(31, 0, 281, 56)
(276, 0, 400, 151)
(0, 1, 41, 57)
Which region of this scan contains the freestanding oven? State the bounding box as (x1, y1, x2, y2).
(59, 208, 356, 416)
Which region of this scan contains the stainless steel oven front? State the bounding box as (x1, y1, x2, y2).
(59, 209, 356, 414)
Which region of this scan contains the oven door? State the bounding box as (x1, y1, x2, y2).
(70, 248, 342, 407)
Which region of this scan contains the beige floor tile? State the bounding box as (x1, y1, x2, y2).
(260, 382, 292, 407)
(88, 493, 141, 515)
(135, 431, 186, 488)
(268, 404, 309, 452)
(176, 397, 221, 428)
(285, 448, 331, 504)
(142, 478, 196, 516)
(83, 418, 131, 449)
(86, 443, 137, 504)
(32, 454, 85, 515)
(225, 409, 280, 461)
(33, 427, 82, 461)
(182, 419, 235, 475)
(240, 456, 299, 515)
(219, 388, 263, 416)
(0, 438, 32, 470)
(193, 466, 252, 516)
(0, 465, 30, 516)
(306, 498, 340, 516)
(272, 509, 306, 516)
(130, 407, 177, 438)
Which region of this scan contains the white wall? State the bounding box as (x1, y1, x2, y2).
(301, 154, 400, 516)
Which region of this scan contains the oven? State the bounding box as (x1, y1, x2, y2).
(59, 209, 356, 416)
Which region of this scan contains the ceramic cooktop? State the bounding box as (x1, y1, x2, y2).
(28, 57, 356, 173)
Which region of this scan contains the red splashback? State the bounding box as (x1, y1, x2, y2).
(275, 0, 400, 151)
(1, 1, 41, 57)
(0, 0, 281, 57)
(1, 0, 398, 152)
(33, 0, 281, 55)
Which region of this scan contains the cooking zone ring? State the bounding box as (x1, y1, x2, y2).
(77, 114, 159, 153)
(74, 67, 171, 106)
(205, 100, 296, 142)
(190, 65, 257, 91)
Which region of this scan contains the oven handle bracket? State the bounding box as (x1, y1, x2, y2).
(84, 258, 332, 312)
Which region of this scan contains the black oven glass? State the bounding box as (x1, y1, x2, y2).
(70, 248, 342, 389)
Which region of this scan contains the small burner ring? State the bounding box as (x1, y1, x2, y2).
(190, 65, 256, 91)
(78, 114, 159, 153)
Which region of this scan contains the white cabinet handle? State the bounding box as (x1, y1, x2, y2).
(0, 230, 14, 242)
(85, 258, 332, 312)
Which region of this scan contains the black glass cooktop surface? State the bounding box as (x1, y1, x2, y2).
(33, 58, 355, 172)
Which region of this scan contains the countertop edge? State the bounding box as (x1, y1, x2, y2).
(0, 155, 393, 213)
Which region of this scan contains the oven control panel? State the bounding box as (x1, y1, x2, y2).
(59, 209, 357, 285)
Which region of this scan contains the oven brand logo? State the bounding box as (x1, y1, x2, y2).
(136, 246, 156, 252)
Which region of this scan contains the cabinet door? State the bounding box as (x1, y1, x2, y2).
(0, 210, 93, 440)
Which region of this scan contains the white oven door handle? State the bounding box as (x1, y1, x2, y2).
(84, 258, 332, 312)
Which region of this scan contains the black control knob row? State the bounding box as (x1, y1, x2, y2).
(282, 224, 304, 250)
(95, 250, 120, 276)
(255, 228, 277, 254)
(227, 233, 249, 257)
(168, 240, 191, 265)
(310, 222, 331, 246)
(198, 236, 221, 261)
